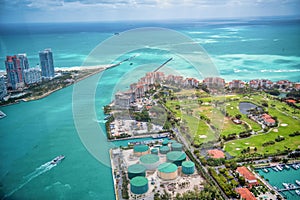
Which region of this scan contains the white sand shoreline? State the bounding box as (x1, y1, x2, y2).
(55, 65, 108, 71)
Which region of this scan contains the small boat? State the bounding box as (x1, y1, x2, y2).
(282, 183, 289, 189)
(296, 190, 300, 196)
(284, 164, 290, 170)
(273, 167, 279, 172)
(292, 164, 299, 170)
(263, 168, 269, 173)
(296, 180, 300, 186)
(276, 165, 283, 171)
(274, 186, 278, 190)
(51, 155, 65, 165)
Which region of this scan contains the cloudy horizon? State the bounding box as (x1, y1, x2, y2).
(1, 0, 300, 24)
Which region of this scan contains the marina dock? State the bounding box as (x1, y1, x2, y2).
(277, 186, 300, 192)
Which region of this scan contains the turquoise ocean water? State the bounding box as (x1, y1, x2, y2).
(1, 18, 300, 199)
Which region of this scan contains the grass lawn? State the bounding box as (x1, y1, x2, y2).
(225, 99, 261, 131)
(221, 118, 247, 136)
(182, 114, 216, 144)
(166, 90, 300, 157)
(225, 109, 300, 157)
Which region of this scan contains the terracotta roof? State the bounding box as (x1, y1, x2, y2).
(236, 166, 256, 181)
(207, 149, 225, 159)
(286, 99, 296, 104)
(236, 188, 256, 200)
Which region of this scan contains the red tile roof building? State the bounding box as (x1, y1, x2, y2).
(286, 99, 296, 104)
(207, 149, 225, 159)
(260, 113, 276, 126)
(236, 188, 256, 200)
(203, 77, 225, 88)
(236, 166, 258, 187)
(229, 80, 245, 89)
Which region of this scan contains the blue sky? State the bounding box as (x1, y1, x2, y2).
(1, 0, 300, 23)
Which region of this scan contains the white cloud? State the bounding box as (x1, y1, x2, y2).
(1, 0, 300, 23)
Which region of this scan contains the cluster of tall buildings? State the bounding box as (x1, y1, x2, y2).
(0, 48, 55, 100)
(115, 71, 202, 108)
(1, 48, 55, 94)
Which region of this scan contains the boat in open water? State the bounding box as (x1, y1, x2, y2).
(51, 155, 65, 165)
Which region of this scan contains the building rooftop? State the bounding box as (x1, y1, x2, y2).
(236, 188, 256, 200)
(207, 149, 225, 159)
(236, 166, 256, 181)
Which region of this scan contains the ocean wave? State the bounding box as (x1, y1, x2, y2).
(194, 38, 218, 44)
(186, 31, 208, 35)
(241, 38, 264, 42)
(233, 69, 251, 73)
(260, 69, 300, 73)
(58, 53, 86, 59)
(215, 54, 300, 63)
(209, 35, 242, 39)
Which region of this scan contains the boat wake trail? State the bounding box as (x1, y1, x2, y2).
(2, 161, 57, 199)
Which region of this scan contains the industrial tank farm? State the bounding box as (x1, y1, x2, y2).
(139, 154, 160, 171)
(171, 142, 183, 151)
(133, 144, 150, 156)
(166, 151, 186, 166)
(114, 140, 203, 199)
(181, 161, 195, 175)
(127, 164, 147, 179)
(157, 162, 178, 180)
(130, 176, 149, 194)
(159, 145, 170, 154)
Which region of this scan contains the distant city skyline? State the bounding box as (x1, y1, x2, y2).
(1, 0, 300, 24)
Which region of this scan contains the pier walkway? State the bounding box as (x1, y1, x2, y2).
(277, 186, 300, 192)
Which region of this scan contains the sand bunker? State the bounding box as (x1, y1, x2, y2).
(273, 129, 278, 132)
(281, 124, 288, 127)
(236, 148, 240, 150)
(199, 135, 207, 138)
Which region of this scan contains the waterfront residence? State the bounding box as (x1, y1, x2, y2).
(249, 79, 273, 89)
(236, 188, 256, 200)
(228, 80, 245, 89)
(203, 77, 225, 89)
(276, 80, 293, 89)
(236, 166, 258, 187)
